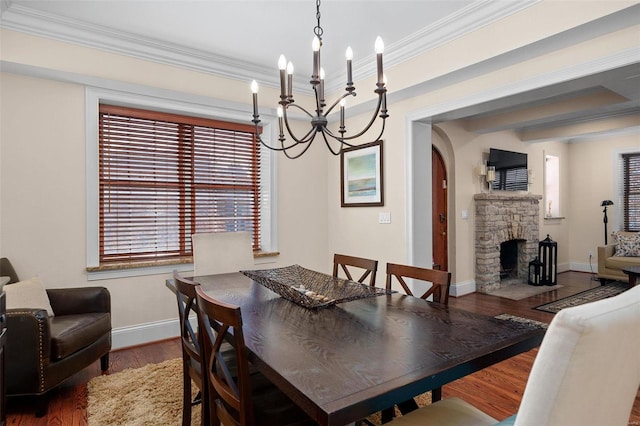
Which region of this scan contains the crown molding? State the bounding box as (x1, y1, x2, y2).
(0, 3, 273, 83)
(0, 0, 537, 94)
(352, 0, 539, 88)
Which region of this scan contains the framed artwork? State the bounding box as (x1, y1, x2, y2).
(341, 140, 384, 207)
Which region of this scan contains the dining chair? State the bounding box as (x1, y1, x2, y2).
(173, 270, 209, 426)
(333, 253, 379, 286)
(385, 284, 640, 426)
(194, 285, 315, 426)
(382, 263, 452, 422)
(385, 262, 451, 304)
(192, 231, 255, 276)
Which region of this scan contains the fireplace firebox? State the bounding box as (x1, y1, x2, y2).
(475, 193, 542, 293)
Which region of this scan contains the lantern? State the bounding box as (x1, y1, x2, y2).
(539, 234, 558, 286)
(528, 257, 543, 286)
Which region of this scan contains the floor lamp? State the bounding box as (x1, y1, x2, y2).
(601, 200, 613, 245)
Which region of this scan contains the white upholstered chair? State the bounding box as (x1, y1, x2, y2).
(192, 232, 255, 276)
(386, 284, 640, 426)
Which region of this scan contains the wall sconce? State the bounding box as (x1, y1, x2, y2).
(486, 165, 496, 191)
(474, 162, 487, 178)
(474, 162, 487, 192)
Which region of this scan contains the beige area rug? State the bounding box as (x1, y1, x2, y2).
(88, 358, 430, 425)
(88, 358, 199, 425)
(487, 282, 562, 300)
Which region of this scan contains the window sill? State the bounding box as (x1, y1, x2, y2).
(86, 251, 280, 280)
(544, 216, 565, 220)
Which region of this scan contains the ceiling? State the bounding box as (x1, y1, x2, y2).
(2, 0, 639, 143)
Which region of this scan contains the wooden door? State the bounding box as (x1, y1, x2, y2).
(432, 147, 448, 271)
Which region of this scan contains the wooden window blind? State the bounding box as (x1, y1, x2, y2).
(623, 152, 640, 232)
(99, 104, 261, 263)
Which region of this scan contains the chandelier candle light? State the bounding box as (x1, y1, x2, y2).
(250, 0, 388, 159)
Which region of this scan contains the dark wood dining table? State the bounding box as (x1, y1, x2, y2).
(167, 271, 545, 426)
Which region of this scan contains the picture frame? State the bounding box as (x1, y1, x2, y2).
(341, 140, 384, 207)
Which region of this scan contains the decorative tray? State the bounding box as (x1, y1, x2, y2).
(241, 264, 391, 309)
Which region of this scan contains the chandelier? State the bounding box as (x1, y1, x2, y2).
(250, 0, 388, 159)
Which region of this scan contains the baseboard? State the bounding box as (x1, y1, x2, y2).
(112, 318, 181, 350)
(568, 261, 597, 274)
(451, 279, 476, 297)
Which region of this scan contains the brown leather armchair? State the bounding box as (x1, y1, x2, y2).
(0, 258, 111, 416)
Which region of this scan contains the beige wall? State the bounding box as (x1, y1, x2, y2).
(325, 14, 639, 292)
(1, 2, 639, 345)
(567, 134, 640, 268)
(0, 33, 329, 337)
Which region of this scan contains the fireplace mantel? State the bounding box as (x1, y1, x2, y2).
(475, 192, 542, 293)
(474, 193, 542, 202)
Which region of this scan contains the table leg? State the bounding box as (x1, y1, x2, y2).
(432, 386, 442, 402)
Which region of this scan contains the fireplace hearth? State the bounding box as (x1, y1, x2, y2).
(475, 193, 542, 293)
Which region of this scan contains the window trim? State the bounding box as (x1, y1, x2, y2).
(613, 147, 639, 233)
(85, 87, 278, 279)
(544, 152, 561, 218)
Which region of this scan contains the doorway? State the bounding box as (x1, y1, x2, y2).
(432, 146, 448, 271)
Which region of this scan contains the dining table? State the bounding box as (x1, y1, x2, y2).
(166, 268, 545, 426)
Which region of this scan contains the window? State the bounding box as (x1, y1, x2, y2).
(544, 154, 560, 217)
(622, 152, 640, 232)
(98, 104, 262, 264)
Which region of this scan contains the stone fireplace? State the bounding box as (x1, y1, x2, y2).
(474, 193, 542, 293)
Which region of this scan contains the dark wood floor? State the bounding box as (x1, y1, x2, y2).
(6, 271, 640, 424)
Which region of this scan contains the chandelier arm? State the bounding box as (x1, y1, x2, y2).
(282, 129, 318, 159)
(338, 93, 384, 141)
(320, 130, 344, 156)
(282, 108, 317, 144)
(324, 91, 356, 116)
(337, 119, 386, 148)
(286, 103, 315, 119)
(256, 133, 303, 152)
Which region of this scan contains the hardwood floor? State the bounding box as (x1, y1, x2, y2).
(5, 271, 639, 425)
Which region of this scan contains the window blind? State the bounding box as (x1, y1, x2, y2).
(623, 153, 640, 232)
(99, 105, 261, 263)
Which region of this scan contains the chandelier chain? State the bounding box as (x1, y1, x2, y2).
(314, 0, 323, 39)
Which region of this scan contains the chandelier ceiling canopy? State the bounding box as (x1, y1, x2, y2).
(251, 0, 388, 159)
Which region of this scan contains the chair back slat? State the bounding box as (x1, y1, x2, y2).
(173, 272, 202, 362)
(172, 271, 208, 425)
(196, 285, 254, 426)
(386, 263, 451, 305)
(333, 254, 379, 286)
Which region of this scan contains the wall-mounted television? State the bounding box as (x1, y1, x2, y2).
(487, 148, 528, 191)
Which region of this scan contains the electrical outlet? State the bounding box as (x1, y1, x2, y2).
(588, 251, 593, 258)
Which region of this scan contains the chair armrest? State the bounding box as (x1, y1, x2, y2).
(5, 308, 51, 393)
(47, 287, 110, 316)
(598, 245, 615, 271)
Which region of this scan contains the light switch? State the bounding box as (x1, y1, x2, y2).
(461, 210, 468, 219)
(379, 212, 391, 224)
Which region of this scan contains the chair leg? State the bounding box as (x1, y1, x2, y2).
(381, 407, 395, 424)
(182, 370, 192, 426)
(100, 352, 110, 372)
(397, 398, 419, 414)
(432, 386, 442, 402)
(34, 394, 48, 417)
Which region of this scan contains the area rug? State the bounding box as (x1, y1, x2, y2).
(87, 358, 196, 425)
(534, 281, 630, 314)
(494, 313, 548, 329)
(487, 282, 563, 300)
(87, 358, 430, 425)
